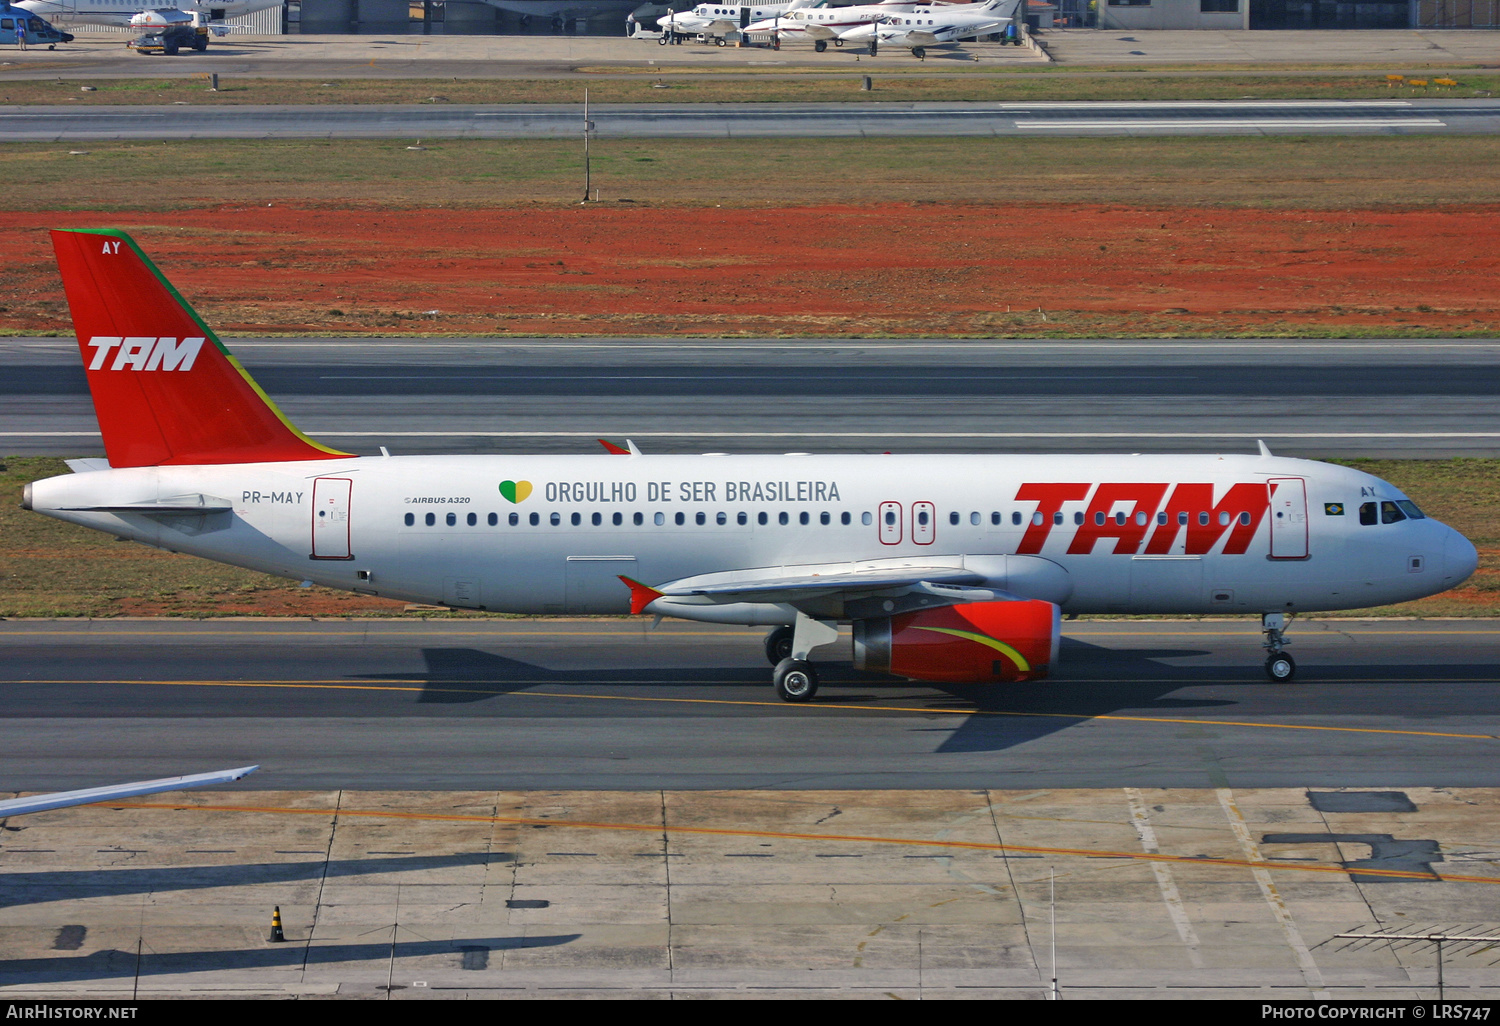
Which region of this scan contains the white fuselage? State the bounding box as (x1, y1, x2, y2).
(662, 0, 811, 36)
(13, 0, 270, 28)
(845, 0, 1012, 46)
(28, 452, 1477, 620)
(746, 1, 926, 39)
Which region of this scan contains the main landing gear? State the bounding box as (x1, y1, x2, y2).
(766, 614, 839, 702)
(813, 39, 827, 52)
(1262, 612, 1296, 682)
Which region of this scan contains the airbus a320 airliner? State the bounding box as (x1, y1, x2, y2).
(24, 229, 1479, 700)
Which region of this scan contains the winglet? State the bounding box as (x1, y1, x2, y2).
(598, 438, 630, 455)
(619, 576, 664, 615)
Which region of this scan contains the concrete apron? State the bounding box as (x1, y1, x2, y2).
(0, 786, 1497, 998)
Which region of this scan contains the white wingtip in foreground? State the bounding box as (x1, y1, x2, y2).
(0, 766, 259, 818)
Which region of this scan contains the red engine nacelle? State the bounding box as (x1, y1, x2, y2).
(852, 600, 1060, 684)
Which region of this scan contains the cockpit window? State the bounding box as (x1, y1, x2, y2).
(1380, 500, 1407, 524)
(1359, 502, 1377, 526)
(1396, 500, 1426, 520)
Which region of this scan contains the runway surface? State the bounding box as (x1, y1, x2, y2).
(6, 337, 1500, 458)
(3, 99, 1493, 139)
(1, 618, 1497, 791)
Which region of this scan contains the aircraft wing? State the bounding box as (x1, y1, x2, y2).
(903, 28, 940, 44)
(0, 765, 258, 818)
(662, 565, 985, 602)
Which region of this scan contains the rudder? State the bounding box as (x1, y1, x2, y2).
(51, 228, 351, 468)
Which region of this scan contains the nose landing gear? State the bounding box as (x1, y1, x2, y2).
(1262, 612, 1296, 682)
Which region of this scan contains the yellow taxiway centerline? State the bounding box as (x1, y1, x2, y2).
(106, 799, 1500, 887)
(15, 678, 1498, 742)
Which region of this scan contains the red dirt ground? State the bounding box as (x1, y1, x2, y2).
(5, 204, 1499, 336)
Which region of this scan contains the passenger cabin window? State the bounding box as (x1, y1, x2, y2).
(530, 512, 540, 526)
(613, 512, 622, 526)
(970, 512, 981, 526)
(467, 512, 477, 526)
(1359, 502, 1378, 526)
(425, 512, 435, 526)
(446, 512, 456, 526)
(404, 513, 414, 526)
(1381, 500, 1407, 524)
(489, 513, 498, 526)
(592, 512, 602, 526)
(779, 512, 789, 526)
(841, 512, 851, 526)
(634, 512, 644, 526)
(509, 512, 519, 526)
(655, 512, 665, 526)
(949, 511, 960, 526)
(551, 513, 561, 526)
(696, 512, 706, 525)
(675, 512, 685, 526)
(740, 512, 749, 525)
(571, 512, 581, 526)
(799, 512, 810, 525)
(1073, 512, 1084, 526)
(760, 512, 769, 525)
(862, 512, 872, 526)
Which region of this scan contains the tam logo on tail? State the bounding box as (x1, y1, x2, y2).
(87, 336, 204, 372)
(52, 228, 352, 468)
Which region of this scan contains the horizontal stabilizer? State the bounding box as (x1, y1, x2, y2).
(0, 765, 258, 818)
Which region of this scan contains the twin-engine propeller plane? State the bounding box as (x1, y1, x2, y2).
(25, 229, 1479, 701)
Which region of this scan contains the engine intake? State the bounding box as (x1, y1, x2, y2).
(853, 600, 1060, 684)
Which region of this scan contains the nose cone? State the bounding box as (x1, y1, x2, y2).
(1445, 528, 1479, 587)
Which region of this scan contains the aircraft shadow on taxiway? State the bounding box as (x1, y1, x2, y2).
(0, 931, 579, 985)
(356, 637, 1241, 754)
(0, 852, 504, 912)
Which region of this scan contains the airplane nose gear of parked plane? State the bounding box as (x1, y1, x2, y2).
(1262, 612, 1296, 682)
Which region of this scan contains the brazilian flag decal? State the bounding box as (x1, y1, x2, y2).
(1325, 503, 1345, 516)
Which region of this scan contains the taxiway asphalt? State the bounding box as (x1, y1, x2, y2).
(6, 337, 1500, 459)
(4, 98, 1494, 138)
(1, 618, 1497, 792)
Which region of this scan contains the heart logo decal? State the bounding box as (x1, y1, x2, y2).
(499, 480, 533, 504)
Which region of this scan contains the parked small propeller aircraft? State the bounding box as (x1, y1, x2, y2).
(24, 229, 1478, 702)
(745, 0, 940, 51)
(658, 0, 816, 43)
(840, 0, 1020, 57)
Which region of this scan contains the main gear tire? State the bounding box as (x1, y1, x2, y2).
(774, 659, 818, 702)
(1265, 652, 1296, 683)
(814, 39, 827, 52)
(765, 625, 794, 666)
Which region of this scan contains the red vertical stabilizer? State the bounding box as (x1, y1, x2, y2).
(51, 228, 352, 468)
